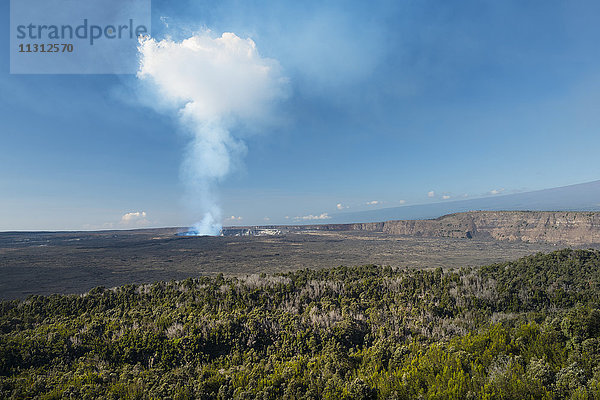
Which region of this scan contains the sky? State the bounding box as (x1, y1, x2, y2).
(1, 0, 600, 230)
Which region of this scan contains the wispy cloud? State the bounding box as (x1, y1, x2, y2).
(365, 200, 380, 205)
(427, 191, 435, 198)
(442, 195, 451, 200)
(398, 200, 406, 205)
(120, 211, 149, 227)
(489, 188, 505, 195)
(226, 215, 243, 221)
(82, 222, 116, 230)
(336, 203, 348, 210)
(294, 213, 331, 221)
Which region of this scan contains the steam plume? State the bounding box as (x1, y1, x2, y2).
(137, 31, 287, 235)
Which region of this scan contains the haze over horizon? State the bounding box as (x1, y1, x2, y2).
(2, 180, 599, 232)
(2, 1, 600, 231)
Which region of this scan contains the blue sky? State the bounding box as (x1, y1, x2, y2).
(2, 0, 600, 230)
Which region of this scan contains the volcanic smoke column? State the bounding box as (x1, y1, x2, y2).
(137, 32, 288, 235)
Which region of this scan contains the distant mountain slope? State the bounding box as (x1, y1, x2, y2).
(328, 180, 600, 224)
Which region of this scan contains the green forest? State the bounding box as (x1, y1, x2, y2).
(2, 248, 600, 399)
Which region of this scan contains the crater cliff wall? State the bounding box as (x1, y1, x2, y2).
(350, 211, 600, 245)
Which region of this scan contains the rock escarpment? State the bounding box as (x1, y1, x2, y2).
(223, 211, 600, 245)
(352, 211, 600, 245)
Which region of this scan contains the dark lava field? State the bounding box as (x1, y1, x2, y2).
(0, 228, 563, 299)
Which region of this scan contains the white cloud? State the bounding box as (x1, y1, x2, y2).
(226, 215, 243, 221)
(489, 188, 505, 195)
(336, 203, 348, 210)
(120, 211, 149, 227)
(121, 211, 146, 222)
(264, 217, 271, 221)
(398, 200, 406, 205)
(428, 191, 435, 198)
(294, 213, 332, 221)
(366, 200, 379, 205)
(442, 195, 451, 200)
